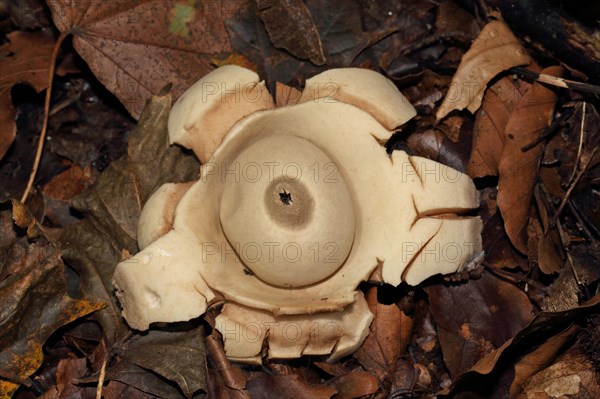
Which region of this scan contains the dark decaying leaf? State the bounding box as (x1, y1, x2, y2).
(57, 95, 199, 343)
(45, 77, 133, 170)
(0, 202, 104, 391)
(207, 367, 250, 399)
(304, 0, 369, 67)
(406, 124, 472, 174)
(442, 294, 600, 397)
(121, 327, 207, 398)
(46, 0, 236, 118)
(92, 360, 183, 399)
(225, 0, 318, 87)
(426, 271, 535, 377)
(256, 0, 327, 65)
(225, 0, 370, 88)
(482, 212, 529, 271)
(0, 30, 55, 159)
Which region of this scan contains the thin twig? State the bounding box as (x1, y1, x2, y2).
(483, 262, 550, 294)
(509, 67, 600, 94)
(550, 146, 598, 226)
(96, 349, 108, 399)
(567, 102, 586, 187)
(570, 199, 600, 237)
(550, 103, 595, 226)
(555, 219, 583, 287)
(20, 32, 68, 203)
(567, 199, 593, 241)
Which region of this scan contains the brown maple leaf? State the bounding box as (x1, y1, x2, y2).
(46, 0, 236, 118)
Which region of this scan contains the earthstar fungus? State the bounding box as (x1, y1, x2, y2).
(113, 65, 483, 363)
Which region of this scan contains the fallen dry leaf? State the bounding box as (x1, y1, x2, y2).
(327, 370, 380, 399)
(46, 357, 96, 399)
(434, 0, 479, 40)
(436, 20, 532, 120)
(225, 0, 317, 87)
(441, 294, 600, 396)
(406, 125, 472, 174)
(509, 324, 579, 397)
(207, 367, 251, 399)
(528, 187, 564, 275)
(226, 0, 373, 87)
(0, 30, 55, 159)
(468, 74, 533, 178)
(0, 202, 104, 391)
(101, 381, 164, 399)
(541, 243, 600, 312)
(482, 212, 529, 271)
(206, 334, 247, 392)
(497, 66, 563, 253)
(518, 347, 600, 398)
(466, 64, 562, 254)
(42, 164, 96, 226)
(257, 0, 327, 65)
(121, 327, 207, 398)
(46, 0, 235, 118)
(355, 287, 413, 382)
(307, 0, 395, 68)
(84, 360, 183, 399)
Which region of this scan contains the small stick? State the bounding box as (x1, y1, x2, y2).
(550, 146, 597, 226)
(96, 348, 108, 399)
(567, 102, 586, 187)
(20, 32, 68, 203)
(567, 200, 593, 241)
(509, 67, 600, 94)
(555, 219, 583, 287)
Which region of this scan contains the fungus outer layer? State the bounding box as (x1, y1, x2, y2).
(113, 66, 483, 363)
